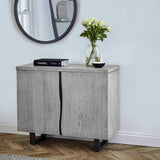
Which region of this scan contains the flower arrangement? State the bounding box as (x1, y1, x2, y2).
(80, 18, 111, 66)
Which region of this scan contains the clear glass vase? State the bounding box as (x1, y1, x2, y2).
(86, 43, 100, 67)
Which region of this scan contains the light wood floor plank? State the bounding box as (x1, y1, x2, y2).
(0, 133, 160, 160)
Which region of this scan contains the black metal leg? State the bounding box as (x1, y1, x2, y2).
(94, 139, 108, 152)
(30, 133, 47, 145)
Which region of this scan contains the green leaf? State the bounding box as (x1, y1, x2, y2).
(102, 34, 107, 38)
(80, 33, 86, 37)
(100, 37, 104, 41)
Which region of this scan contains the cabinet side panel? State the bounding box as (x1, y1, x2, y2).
(17, 70, 33, 132)
(17, 70, 60, 135)
(108, 70, 120, 139)
(62, 72, 108, 139)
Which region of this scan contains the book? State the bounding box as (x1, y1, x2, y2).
(34, 58, 69, 67)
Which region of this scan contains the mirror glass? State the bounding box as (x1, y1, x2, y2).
(15, 0, 77, 43)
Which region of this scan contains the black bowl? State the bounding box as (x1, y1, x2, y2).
(92, 62, 105, 68)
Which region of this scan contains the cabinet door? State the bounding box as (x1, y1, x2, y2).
(17, 70, 60, 135)
(61, 72, 108, 139)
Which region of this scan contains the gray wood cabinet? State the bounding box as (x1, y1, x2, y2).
(16, 64, 120, 151)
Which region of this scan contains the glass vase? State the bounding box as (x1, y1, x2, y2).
(86, 43, 100, 67)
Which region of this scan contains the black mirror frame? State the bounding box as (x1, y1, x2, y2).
(14, 0, 77, 44)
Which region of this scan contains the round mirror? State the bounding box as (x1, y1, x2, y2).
(14, 0, 77, 44)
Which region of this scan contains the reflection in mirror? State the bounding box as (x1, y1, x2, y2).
(16, 0, 76, 43)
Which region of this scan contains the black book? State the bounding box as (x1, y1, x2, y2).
(34, 58, 69, 67)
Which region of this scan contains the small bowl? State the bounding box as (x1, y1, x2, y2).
(92, 62, 105, 68)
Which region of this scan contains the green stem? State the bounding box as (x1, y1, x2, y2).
(95, 54, 100, 62)
(86, 42, 95, 66)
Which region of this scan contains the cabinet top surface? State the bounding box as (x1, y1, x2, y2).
(16, 64, 119, 73)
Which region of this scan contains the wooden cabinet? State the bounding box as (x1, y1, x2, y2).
(17, 70, 60, 135)
(62, 72, 108, 139)
(17, 64, 120, 151)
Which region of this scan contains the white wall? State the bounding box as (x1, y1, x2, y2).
(0, 0, 160, 147)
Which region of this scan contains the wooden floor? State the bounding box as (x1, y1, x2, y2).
(0, 133, 160, 160)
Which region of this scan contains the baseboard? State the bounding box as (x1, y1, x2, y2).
(0, 124, 160, 147)
(110, 131, 160, 147)
(0, 124, 28, 135)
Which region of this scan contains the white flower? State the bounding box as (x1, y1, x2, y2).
(86, 18, 95, 26)
(99, 20, 106, 27)
(88, 17, 95, 23)
(106, 25, 111, 32)
(82, 20, 87, 25)
(94, 20, 99, 26)
(86, 20, 92, 26)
